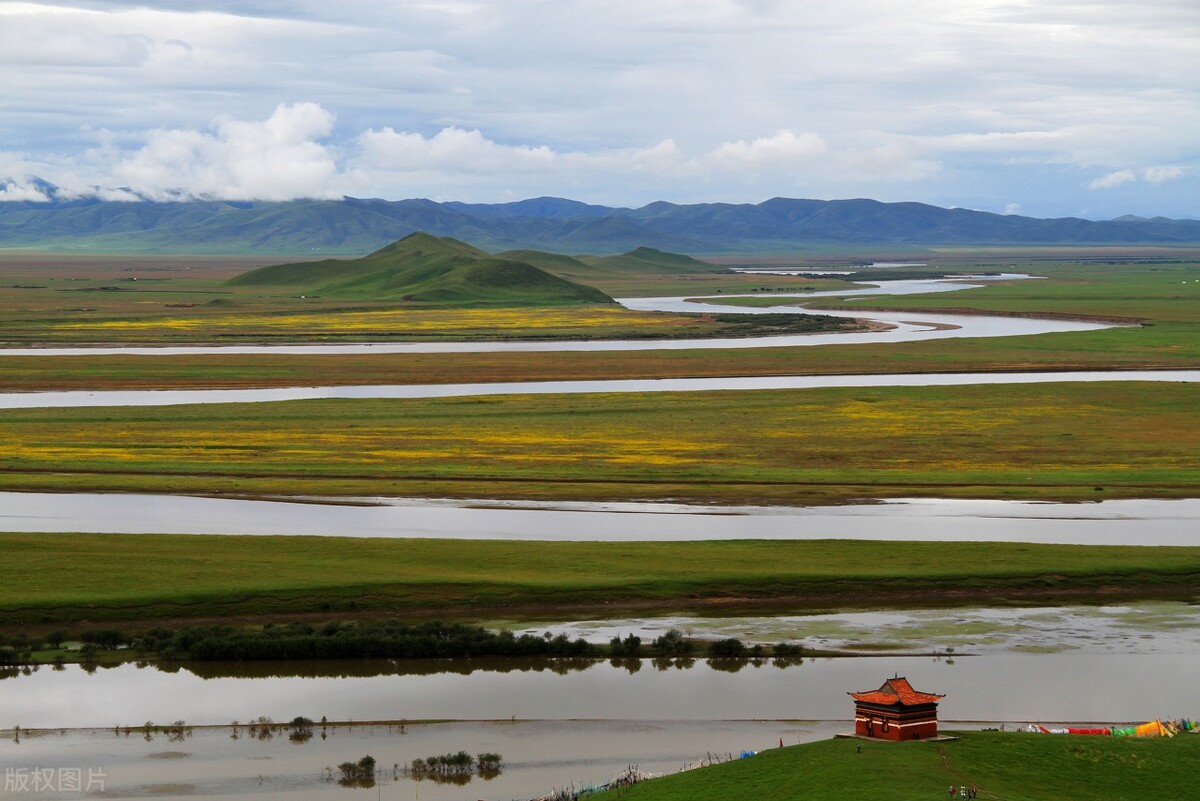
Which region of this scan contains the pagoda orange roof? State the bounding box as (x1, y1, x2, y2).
(849, 677, 944, 706)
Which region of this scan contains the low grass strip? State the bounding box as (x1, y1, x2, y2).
(3, 534, 1199, 626)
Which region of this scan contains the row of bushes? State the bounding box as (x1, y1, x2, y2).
(180, 622, 594, 661)
(7, 623, 807, 663)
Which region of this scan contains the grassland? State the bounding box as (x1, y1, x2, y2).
(0, 318, 1196, 392)
(1, 256, 1197, 390)
(591, 731, 1200, 801)
(0, 382, 1195, 504)
(3, 534, 1200, 627)
(0, 250, 856, 345)
(2, 250, 1198, 630)
(815, 260, 1200, 322)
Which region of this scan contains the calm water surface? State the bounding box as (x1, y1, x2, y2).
(3, 494, 1199, 545)
(6, 719, 836, 801)
(2, 370, 1194, 409)
(4, 654, 1195, 729)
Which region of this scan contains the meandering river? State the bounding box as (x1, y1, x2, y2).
(1, 369, 1194, 409)
(2, 272, 1196, 801)
(0, 275, 1117, 357)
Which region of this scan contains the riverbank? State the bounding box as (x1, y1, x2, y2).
(4, 534, 1200, 628)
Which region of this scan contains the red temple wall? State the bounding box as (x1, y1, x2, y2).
(854, 705, 939, 741)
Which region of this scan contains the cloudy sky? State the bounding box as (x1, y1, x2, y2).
(1, 0, 1197, 218)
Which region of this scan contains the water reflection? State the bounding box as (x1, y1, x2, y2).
(4, 493, 1199, 545)
(0, 655, 805, 684)
(5, 652, 1198, 729)
(178, 657, 606, 680)
(6, 719, 833, 801)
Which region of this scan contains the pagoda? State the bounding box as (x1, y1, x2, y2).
(848, 676, 944, 741)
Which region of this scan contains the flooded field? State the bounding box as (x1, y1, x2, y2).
(5, 654, 1195, 726)
(501, 601, 1200, 656)
(7, 719, 838, 801)
(4, 646, 1197, 799)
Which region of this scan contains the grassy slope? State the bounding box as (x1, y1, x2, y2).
(578, 247, 730, 274)
(0, 382, 1196, 504)
(227, 232, 613, 306)
(3, 534, 1200, 625)
(595, 732, 1200, 801)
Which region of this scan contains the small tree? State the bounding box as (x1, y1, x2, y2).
(709, 638, 747, 658)
(337, 755, 377, 787)
(653, 629, 692, 655)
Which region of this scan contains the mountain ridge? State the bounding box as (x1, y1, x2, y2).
(2, 186, 1199, 255)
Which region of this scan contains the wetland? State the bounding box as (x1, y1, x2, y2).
(2, 250, 1199, 799)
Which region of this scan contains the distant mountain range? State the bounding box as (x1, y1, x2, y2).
(2, 182, 1199, 254)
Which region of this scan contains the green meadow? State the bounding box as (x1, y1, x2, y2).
(0, 382, 1196, 504)
(1, 257, 1197, 390)
(2, 249, 1199, 631)
(3, 534, 1199, 626)
(592, 731, 1200, 801)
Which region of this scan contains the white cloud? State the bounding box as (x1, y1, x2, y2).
(353, 125, 933, 200)
(359, 126, 835, 178)
(0, 178, 52, 202)
(359, 127, 557, 174)
(1143, 165, 1183, 184)
(705, 130, 827, 169)
(934, 131, 1070, 152)
(1088, 169, 1137, 190)
(1, 2, 1198, 214)
(834, 143, 941, 183)
(1086, 165, 1186, 192)
(1004, 203, 1021, 215)
(111, 103, 342, 201)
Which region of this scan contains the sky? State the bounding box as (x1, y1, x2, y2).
(0, 0, 1197, 219)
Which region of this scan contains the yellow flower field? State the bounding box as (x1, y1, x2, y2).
(58, 306, 697, 335)
(0, 382, 1196, 505)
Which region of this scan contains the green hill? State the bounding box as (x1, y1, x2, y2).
(229, 232, 613, 306)
(595, 731, 1199, 801)
(578, 246, 729, 275)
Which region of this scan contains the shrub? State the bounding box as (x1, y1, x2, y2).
(653, 628, 693, 655)
(708, 638, 747, 657)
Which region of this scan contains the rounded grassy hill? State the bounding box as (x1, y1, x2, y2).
(228, 231, 614, 306)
